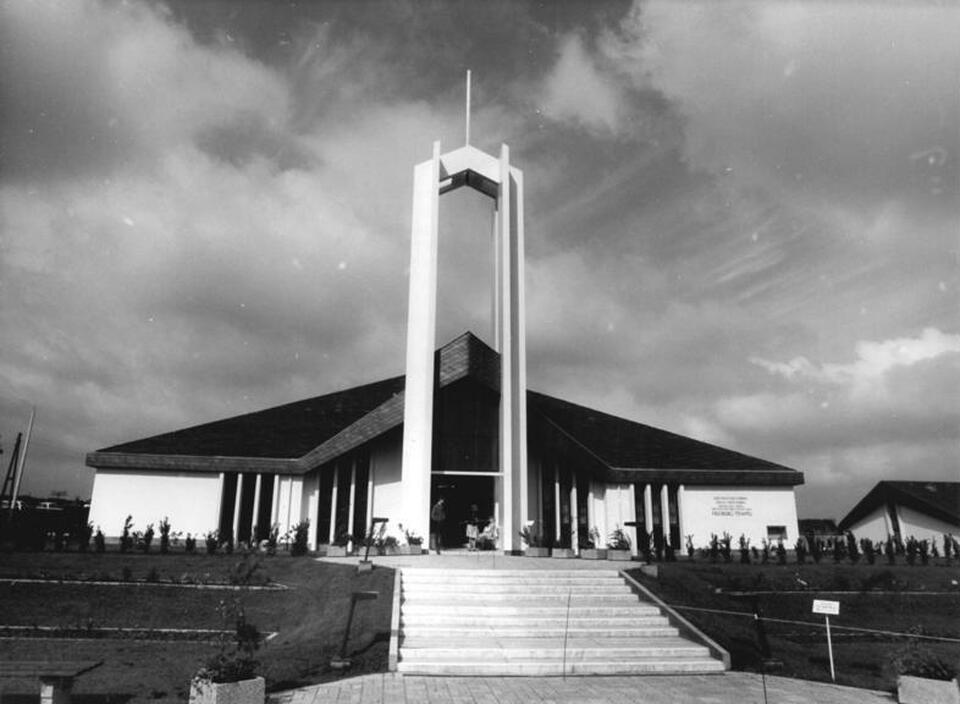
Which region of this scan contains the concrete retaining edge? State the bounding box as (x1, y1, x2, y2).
(620, 570, 731, 670)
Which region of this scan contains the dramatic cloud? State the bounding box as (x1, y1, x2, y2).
(1, 0, 956, 523)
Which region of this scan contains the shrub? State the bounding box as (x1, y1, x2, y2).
(639, 527, 652, 562)
(810, 538, 823, 564)
(220, 527, 234, 555)
(719, 532, 732, 563)
(906, 537, 918, 566)
(231, 549, 264, 585)
(776, 539, 787, 565)
(403, 528, 422, 546)
(890, 632, 960, 682)
(78, 522, 94, 552)
(159, 517, 171, 554)
(519, 521, 545, 548)
(120, 515, 134, 553)
(205, 531, 219, 555)
(266, 524, 279, 555)
(185, 533, 197, 554)
(738, 535, 751, 564)
(290, 520, 310, 556)
(944, 534, 954, 562)
(885, 538, 896, 565)
(141, 524, 155, 553)
(607, 526, 632, 551)
(685, 534, 695, 560)
(794, 538, 807, 564)
(760, 539, 771, 565)
(195, 599, 262, 685)
(709, 534, 719, 563)
(919, 539, 930, 565)
(846, 531, 860, 564)
(94, 528, 106, 553)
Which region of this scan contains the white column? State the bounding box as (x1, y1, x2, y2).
(677, 484, 686, 547)
(232, 474, 243, 542)
(328, 466, 339, 544)
(347, 460, 357, 552)
(252, 473, 263, 541)
(307, 473, 320, 551)
(660, 484, 671, 546)
(269, 475, 279, 529)
(553, 465, 561, 544)
(643, 484, 654, 536)
(570, 479, 579, 555)
(400, 142, 441, 543)
(367, 460, 375, 527)
(215, 472, 226, 533)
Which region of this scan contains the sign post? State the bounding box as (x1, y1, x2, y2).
(812, 599, 840, 681)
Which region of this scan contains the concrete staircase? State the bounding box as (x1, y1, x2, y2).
(397, 568, 726, 676)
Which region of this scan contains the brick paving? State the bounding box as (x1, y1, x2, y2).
(270, 673, 895, 704)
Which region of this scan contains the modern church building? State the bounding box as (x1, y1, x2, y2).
(87, 137, 804, 555)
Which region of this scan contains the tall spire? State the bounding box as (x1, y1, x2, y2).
(465, 69, 472, 146)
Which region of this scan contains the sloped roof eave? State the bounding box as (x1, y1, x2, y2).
(607, 467, 805, 486)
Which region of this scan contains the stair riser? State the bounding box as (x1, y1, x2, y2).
(396, 661, 726, 676)
(402, 606, 659, 618)
(403, 595, 639, 606)
(400, 648, 711, 661)
(401, 627, 678, 638)
(402, 584, 629, 594)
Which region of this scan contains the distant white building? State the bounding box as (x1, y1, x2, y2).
(838, 481, 959, 544)
(87, 134, 804, 554)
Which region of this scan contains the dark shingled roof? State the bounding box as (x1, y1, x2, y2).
(839, 481, 960, 531)
(90, 332, 803, 486)
(529, 391, 795, 472)
(99, 376, 405, 458)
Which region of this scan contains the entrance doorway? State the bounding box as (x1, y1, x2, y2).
(430, 474, 496, 550)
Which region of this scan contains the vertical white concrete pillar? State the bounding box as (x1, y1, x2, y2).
(307, 473, 320, 551)
(269, 474, 279, 529)
(252, 473, 262, 541)
(677, 484, 686, 548)
(587, 484, 594, 539)
(367, 461, 375, 528)
(347, 459, 357, 553)
(643, 484, 654, 537)
(216, 472, 226, 532)
(400, 142, 441, 543)
(232, 474, 243, 542)
(660, 484, 671, 546)
(329, 466, 339, 544)
(553, 465, 561, 544)
(570, 479, 579, 555)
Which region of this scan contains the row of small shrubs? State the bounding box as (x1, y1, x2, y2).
(674, 531, 960, 566)
(88, 516, 312, 556)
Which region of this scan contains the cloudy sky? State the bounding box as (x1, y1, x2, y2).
(1, 0, 957, 520)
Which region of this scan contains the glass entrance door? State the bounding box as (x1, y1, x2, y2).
(430, 474, 496, 550)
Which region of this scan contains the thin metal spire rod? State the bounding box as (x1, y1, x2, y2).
(465, 69, 471, 146)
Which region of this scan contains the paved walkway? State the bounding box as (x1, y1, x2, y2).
(270, 672, 896, 704)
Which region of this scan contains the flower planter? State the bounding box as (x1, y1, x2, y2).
(550, 548, 576, 559)
(524, 547, 550, 557)
(401, 545, 424, 555)
(324, 545, 349, 557)
(580, 548, 607, 560)
(606, 549, 632, 561)
(189, 676, 265, 704)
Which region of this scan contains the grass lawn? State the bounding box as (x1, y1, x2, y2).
(0, 550, 394, 703)
(628, 560, 960, 693)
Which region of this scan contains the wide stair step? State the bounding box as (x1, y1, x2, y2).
(398, 567, 726, 676)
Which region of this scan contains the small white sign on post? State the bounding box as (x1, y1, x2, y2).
(813, 599, 840, 616)
(812, 599, 840, 681)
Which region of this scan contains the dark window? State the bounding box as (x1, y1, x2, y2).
(434, 379, 499, 472)
(219, 472, 238, 538)
(317, 466, 334, 545)
(767, 525, 787, 541)
(352, 452, 370, 540)
(255, 474, 274, 542)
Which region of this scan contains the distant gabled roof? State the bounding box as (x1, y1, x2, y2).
(87, 331, 804, 486)
(839, 481, 960, 531)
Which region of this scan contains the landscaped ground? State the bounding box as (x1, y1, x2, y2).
(628, 559, 960, 693)
(0, 551, 394, 703)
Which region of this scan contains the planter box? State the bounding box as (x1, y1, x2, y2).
(580, 548, 607, 560)
(324, 545, 349, 557)
(606, 549, 633, 561)
(550, 548, 576, 559)
(524, 547, 550, 557)
(401, 545, 424, 555)
(190, 676, 264, 704)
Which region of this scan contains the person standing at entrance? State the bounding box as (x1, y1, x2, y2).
(465, 504, 480, 551)
(430, 497, 446, 554)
